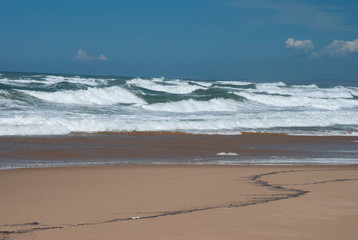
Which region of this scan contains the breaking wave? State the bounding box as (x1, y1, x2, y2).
(127, 77, 205, 94)
(1, 72, 358, 135)
(142, 98, 242, 112)
(19, 86, 146, 105)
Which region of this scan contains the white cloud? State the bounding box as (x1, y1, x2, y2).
(96, 54, 108, 61)
(74, 49, 93, 61)
(312, 38, 358, 58)
(285, 38, 314, 53)
(73, 50, 108, 61)
(321, 38, 358, 56)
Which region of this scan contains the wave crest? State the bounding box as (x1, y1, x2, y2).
(127, 78, 205, 94)
(20, 86, 146, 105)
(142, 98, 241, 112)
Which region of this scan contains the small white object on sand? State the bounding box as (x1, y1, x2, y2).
(216, 152, 238, 156)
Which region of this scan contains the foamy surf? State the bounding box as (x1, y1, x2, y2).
(141, 98, 241, 112)
(19, 86, 146, 105)
(127, 77, 205, 94)
(1, 72, 358, 136)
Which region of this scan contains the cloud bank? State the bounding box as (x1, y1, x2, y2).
(74, 50, 108, 61)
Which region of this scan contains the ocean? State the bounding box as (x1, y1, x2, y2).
(1, 72, 358, 136)
(1, 72, 358, 168)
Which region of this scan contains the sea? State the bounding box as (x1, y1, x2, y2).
(1, 71, 358, 136)
(1, 72, 358, 168)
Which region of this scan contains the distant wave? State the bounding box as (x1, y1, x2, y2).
(235, 91, 358, 110)
(127, 77, 205, 94)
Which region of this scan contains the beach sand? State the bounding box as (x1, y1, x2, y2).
(1, 165, 358, 240)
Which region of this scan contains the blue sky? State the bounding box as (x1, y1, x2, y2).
(1, 0, 357, 81)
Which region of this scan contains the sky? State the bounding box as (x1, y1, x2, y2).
(1, 0, 358, 81)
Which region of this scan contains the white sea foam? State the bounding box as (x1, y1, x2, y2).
(2, 74, 358, 137)
(215, 81, 253, 86)
(0, 90, 21, 107)
(0, 75, 110, 87)
(216, 158, 358, 165)
(235, 91, 358, 110)
(127, 78, 204, 94)
(0, 107, 357, 136)
(256, 82, 287, 89)
(254, 84, 355, 99)
(142, 98, 241, 112)
(0, 116, 70, 135)
(1, 157, 357, 169)
(190, 81, 212, 87)
(152, 77, 165, 82)
(19, 86, 146, 105)
(0, 78, 43, 85)
(44, 75, 109, 86)
(348, 87, 358, 97)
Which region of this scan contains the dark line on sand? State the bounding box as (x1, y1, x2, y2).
(278, 178, 358, 186)
(1, 169, 356, 238)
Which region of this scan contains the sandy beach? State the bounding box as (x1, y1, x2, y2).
(1, 165, 357, 240)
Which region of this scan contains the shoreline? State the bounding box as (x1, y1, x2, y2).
(1, 165, 358, 239)
(0, 162, 358, 171)
(2, 162, 358, 171)
(2, 130, 358, 136)
(1, 133, 358, 168)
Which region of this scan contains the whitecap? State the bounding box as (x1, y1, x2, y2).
(44, 75, 109, 86)
(19, 86, 146, 105)
(254, 84, 354, 99)
(215, 81, 253, 86)
(235, 91, 358, 110)
(142, 98, 241, 113)
(127, 78, 204, 94)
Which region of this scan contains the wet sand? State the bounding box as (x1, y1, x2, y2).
(1, 165, 358, 240)
(1, 133, 357, 164)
